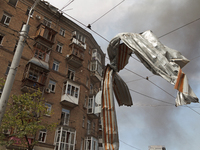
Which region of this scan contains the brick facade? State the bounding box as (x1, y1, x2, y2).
(0, 0, 105, 149)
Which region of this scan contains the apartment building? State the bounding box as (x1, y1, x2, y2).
(0, 0, 105, 149)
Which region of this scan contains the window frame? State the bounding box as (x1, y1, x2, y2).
(67, 69, 75, 81)
(59, 28, 65, 37)
(38, 129, 47, 143)
(45, 103, 52, 116)
(48, 80, 56, 92)
(63, 81, 80, 99)
(60, 108, 70, 126)
(52, 60, 60, 71)
(56, 42, 63, 53)
(1, 13, 12, 26)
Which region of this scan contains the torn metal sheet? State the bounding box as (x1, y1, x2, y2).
(102, 30, 199, 150)
(102, 66, 119, 150)
(107, 30, 198, 106)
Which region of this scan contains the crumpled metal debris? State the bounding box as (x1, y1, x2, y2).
(102, 30, 198, 150)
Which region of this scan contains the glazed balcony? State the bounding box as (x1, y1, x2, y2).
(90, 61, 102, 83)
(35, 23, 57, 47)
(60, 81, 80, 108)
(87, 97, 99, 119)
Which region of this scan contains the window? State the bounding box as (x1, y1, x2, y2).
(54, 127, 76, 150)
(85, 137, 98, 150)
(88, 97, 94, 113)
(80, 138, 84, 150)
(38, 129, 47, 143)
(56, 42, 63, 53)
(63, 81, 80, 98)
(13, 40, 18, 52)
(82, 116, 85, 127)
(60, 108, 70, 125)
(45, 103, 52, 115)
(1, 13, 11, 26)
(72, 31, 86, 43)
(43, 17, 51, 27)
(92, 49, 101, 63)
(25, 7, 34, 17)
(59, 28, 65, 36)
(8, 0, 18, 6)
(5, 62, 11, 75)
(93, 122, 95, 132)
(0, 34, 4, 45)
(28, 70, 38, 81)
(48, 80, 56, 92)
(52, 60, 59, 71)
(67, 69, 75, 80)
(84, 96, 87, 108)
(87, 120, 91, 134)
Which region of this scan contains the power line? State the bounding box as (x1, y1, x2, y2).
(90, 0, 125, 25)
(158, 17, 200, 39)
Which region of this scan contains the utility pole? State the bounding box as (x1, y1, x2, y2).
(0, 0, 40, 125)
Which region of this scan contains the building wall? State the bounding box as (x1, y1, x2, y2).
(0, 0, 105, 149)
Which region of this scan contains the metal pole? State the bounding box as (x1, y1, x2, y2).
(0, 0, 40, 125)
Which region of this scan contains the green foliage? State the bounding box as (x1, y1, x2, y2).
(0, 88, 57, 150)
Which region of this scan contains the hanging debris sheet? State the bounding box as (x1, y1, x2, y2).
(102, 30, 199, 150)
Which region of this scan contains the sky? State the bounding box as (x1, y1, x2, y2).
(45, 0, 200, 149)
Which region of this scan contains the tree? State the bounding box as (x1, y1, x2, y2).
(0, 89, 56, 150)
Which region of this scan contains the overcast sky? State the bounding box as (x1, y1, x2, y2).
(46, 0, 200, 149)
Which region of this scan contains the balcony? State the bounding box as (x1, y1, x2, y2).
(35, 23, 57, 47)
(66, 54, 83, 68)
(60, 81, 80, 108)
(60, 94, 78, 108)
(21, 78, 45, 93)
(90, 71, 102, 83)
(87, 97, 99, 119)
(86, 129, 98, 138)
(84, 136, 98, 150)
(21, 62, 48, 93)
(66, 42, 84, 68)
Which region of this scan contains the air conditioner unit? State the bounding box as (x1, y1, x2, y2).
(45, 88, 51, 93)
(36, 15, 41, 20)
(3, 129, 11, 135)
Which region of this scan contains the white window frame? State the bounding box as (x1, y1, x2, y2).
(56, 42, 63, 53)
(64, 82, 79, 98)
(48, 80, 56, 92)
(45, 103, 52, 116)
(59, 28, 65, 36)
(52, 60, 60, 71)
(38, 129, 47, 143)
(54, 127, 76, 150)
(60, 108, 70, 126)
(67, 69, 75, 81)
(1, 13, 11, 26)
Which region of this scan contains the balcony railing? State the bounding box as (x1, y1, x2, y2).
(60, 94, 79, 108)
(35, 23, 57, 47)
(21, 78, 45, 93)
(86, 129, 98, 137)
